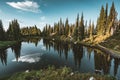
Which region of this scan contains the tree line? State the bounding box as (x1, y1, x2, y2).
(42, 2, 119, 41)
(0, 19, 21, 41)
(21, 25, 41, 37)
(0, 19, 41, 41)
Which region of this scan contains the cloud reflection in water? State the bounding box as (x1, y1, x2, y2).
(12, 53, 43, 63)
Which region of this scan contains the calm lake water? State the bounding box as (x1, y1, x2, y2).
(0, 38, 120, 79)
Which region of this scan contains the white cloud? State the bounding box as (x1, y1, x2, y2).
(6, 0, 40, 13)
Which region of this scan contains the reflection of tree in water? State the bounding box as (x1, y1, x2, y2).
(72, 44, 83, 67)
(43, 38, 84, 66)
(63, 43, 69, 60)
(54, 41, 64, 57)
(54, 41, 70, 60)
(42, 38, 120, 76)
(23, 37, 41, 46)
(43, 38, 52, 51)
(94, 50, 112, 74)
(0, 49, 7, 65)
(43, 38, 70, 60)
(114, 58, 120, 76)
(11, 42, 21, 61)
(86, 47, 93, 60)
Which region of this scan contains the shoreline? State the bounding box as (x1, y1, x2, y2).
(1, 37, 120, 59)
(43, 36, 120, 59)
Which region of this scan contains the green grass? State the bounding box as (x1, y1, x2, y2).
(0, 67, 116, 80)
(0, 41, 16, 49)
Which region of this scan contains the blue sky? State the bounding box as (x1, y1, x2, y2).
(0, 0, 120, 30)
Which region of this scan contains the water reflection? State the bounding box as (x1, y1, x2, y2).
(43, 38, 120, 77)
(0, 42, 22, 65)
(43, 39, 70, 59)
(114, 58, 120, 76)
(72, 44, 83, 67)
(23, 37, 41, 46)
(94, 50, 112, 74)
(86, 47, 93, 60)
(0, 48, 7, 65)
(11, 42, 21, 61)
(0, 38, 120, 79)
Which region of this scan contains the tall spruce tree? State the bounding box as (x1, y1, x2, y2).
(105, 3, 108, 35)
(65, 18, 69, 36)
(96, 5, 106, 35)
(59, 18, 63, 35)
(76, 13, 79, 28)
(90, 22, 94, 38)
(7, 19, 21, 40)
(80, 13, 84, 40)
(107, 2, 117, 35)
(78, 13, 84, 40)
(84, 21, 88, 37)
(0, 20, 5, 41)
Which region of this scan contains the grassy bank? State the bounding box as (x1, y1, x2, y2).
(0, 41, 17, 49)
(0, 67, 116, 80)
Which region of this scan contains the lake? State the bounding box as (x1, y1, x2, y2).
(0, 38, 120, 79)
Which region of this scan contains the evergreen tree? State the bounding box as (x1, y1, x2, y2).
(107, 2, 117, 35)
(90, 22, 94, 38)
(96, 5, 106, 35)
(104, 3, 108, 35)
(79, 13, 85, 40)
(59, 18, 63, 35)
(54, 23, 59, 36)
(73, 14, 79, 40)
(73, 26, 78, 40)
(7, 19, 21, 40)
(76, 13, 79, 28)
(65, 18, 69, 36)
(84, 21, 88, 37)
(48, 25, 51, 35)
(0, 20, 5, 41)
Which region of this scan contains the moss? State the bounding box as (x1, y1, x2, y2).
(1, 67, 116, 80)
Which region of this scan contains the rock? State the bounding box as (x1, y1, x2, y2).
(70, 72, 74, 76)
(89, 76, 96, 80)
(25, 70, 29, 73)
